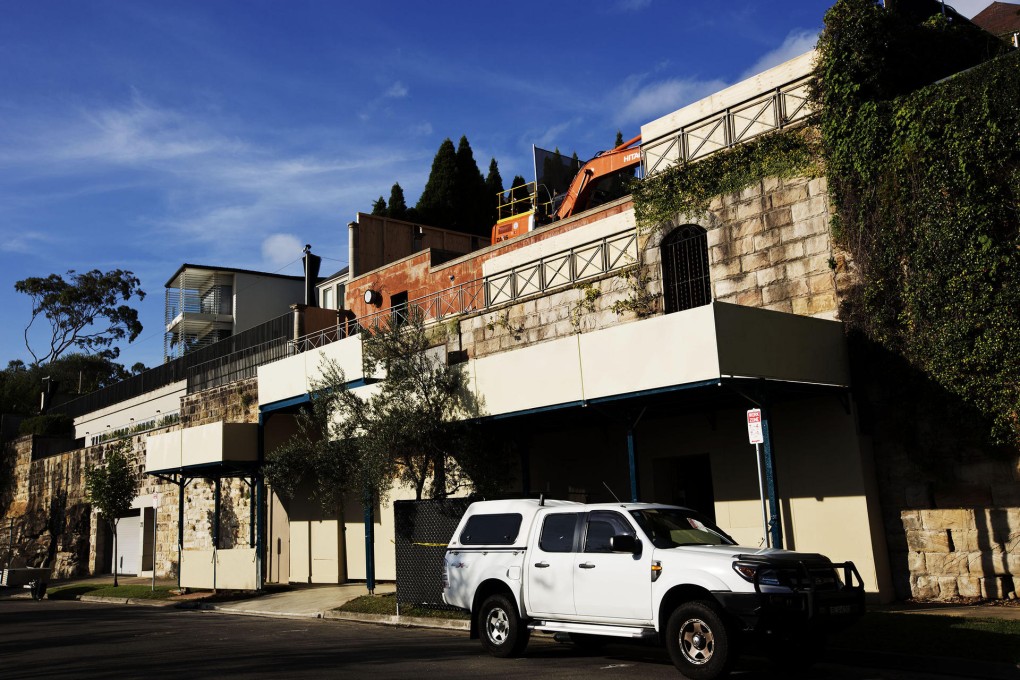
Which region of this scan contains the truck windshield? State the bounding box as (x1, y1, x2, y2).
(629, 509, 735, 548)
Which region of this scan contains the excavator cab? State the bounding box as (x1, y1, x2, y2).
(490, 136, 642, 245)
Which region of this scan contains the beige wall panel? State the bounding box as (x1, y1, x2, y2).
(290, 520, 310, 583)
(471, 336, 585, 416)
(258, 354, 310, 406)
(310, 520, 342, 584)
(216, 548, 258, 590)
(145, 430, 182, 472)
(221, 424, 258, 462)
(180, 549, 215, 589)
(714, 303, 849, 386)
(579, 305, 721, 400)
(267, 490, 290, 585)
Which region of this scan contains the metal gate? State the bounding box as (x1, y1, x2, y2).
(661, 225, 711, 313)
(393, 498, 472, 610)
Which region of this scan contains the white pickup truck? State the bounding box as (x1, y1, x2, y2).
(442, 498, 864, 679)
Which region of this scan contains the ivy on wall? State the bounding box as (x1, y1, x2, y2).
(632, 129, 820, 232)
(815, 0, 1019, 444)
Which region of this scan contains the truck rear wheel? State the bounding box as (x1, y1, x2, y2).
(666, 600, 733, 680)
(478, 594, 529, 658)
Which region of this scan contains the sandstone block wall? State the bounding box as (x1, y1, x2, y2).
(454, 175, 837, 361)
(898, 508, 1019, 600)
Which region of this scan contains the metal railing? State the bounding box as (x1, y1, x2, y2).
(642, 74, 813, 176)
(186, 337, 292, 394)
(485, 230, 638, 306)
(282, 228, 640, 359)
(53, 313, 292, 418)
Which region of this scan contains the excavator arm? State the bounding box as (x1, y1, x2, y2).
(554, 135, 641, 221)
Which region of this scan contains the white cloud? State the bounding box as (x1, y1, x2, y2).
(532, 120, 579, 149)
(612, 74, 727, 126)
(0, 229, 53, 254)
(385, 81, 409, 98)
(409, 121, 433, 136)
(739, 30, 819, 80)
(261, 233, 305, 270)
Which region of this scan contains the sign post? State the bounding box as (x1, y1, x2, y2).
(746, 409, 770, 548)
(151, 492, 161, 591)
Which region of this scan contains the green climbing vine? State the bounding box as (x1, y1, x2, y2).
(632, 128, 820, 232)
(815, 0, 1019, 444)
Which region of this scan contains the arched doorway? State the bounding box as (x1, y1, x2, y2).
(660, 225, 711, 313)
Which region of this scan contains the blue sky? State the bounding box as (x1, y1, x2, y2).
(0, 0, 991, 370)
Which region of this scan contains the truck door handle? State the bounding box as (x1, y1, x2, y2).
(579, 562, 596, 569)
(534, 561, 550, 568)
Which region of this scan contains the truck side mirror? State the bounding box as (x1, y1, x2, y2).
(610, 534, 640, 554)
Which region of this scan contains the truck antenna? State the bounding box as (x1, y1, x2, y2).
(602, 482, 622, 504)
(539, 493, 545, 506)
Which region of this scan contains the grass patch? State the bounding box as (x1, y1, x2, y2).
(47, 584, 176, 600)
(338, 592, 469, 620)
(830, 612, 1020, 664)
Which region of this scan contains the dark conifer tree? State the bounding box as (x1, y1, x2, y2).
(371, 196, 387, 216)
(454, 135, 489, 235)
(415, 138, 459, 228)
(484, 158, 504, 225)
(388, 183, 408, 220)
(509, 175, 530, 214)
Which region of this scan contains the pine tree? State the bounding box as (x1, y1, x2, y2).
(388, 183, 408, 220)
(454, 135, 489, 235)
(371, 196, 387, 216)
(415, 138, 459, 228)
(484, 158, 504, 225)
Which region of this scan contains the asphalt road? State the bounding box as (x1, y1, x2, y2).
(0, 600, 993, 679)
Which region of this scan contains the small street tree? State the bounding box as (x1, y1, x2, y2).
(15, 269, 145, 365)
(264, 309, 512, 506)
(84, 442, 136, 586)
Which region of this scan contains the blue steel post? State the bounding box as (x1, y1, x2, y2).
(364, 491, 376, 594)
(627, 426, 639, 502)
(760, 407, 783, 549)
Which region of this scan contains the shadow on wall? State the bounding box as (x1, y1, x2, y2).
(849, 333, 1019, 600)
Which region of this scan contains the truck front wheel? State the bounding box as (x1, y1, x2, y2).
(478, 594, 529, 658)
(666, 600, 733, 680)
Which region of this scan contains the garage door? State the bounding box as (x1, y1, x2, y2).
(115, 511, 142, 575)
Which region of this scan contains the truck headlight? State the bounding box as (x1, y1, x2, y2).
(732, 561, 781, 586)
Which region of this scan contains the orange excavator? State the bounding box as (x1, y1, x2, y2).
(491, 135, 642, 244)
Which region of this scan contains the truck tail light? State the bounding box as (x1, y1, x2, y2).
(651, 561, 662, 582)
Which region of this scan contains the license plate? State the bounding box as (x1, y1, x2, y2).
(829, 604, 854, 615)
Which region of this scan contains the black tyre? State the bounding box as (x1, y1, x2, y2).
(478, 594, 529, 658)
(665, 600, 733, 680)
(768, 628, 825, 676)
(570, 633, 607, 653)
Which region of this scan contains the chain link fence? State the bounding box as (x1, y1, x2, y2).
(393, 498, 473, 614)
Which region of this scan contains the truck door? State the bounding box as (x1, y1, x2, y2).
(525, 511, 581, 617)
(573, 510, 652, 621)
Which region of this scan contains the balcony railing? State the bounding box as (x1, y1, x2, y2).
(284, 228, 639, 358)
(642, 74, 813, 176)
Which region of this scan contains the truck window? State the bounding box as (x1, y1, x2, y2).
(584, 511, 635, 553)
(460, 513, 523, 545)
(539, 513, 579, 553)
